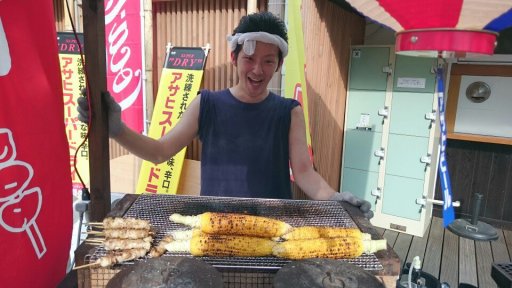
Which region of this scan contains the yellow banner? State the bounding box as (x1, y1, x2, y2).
(58, 32, 88, 197)
(284, 1, 314, 174)
(137, 47, 207, 194)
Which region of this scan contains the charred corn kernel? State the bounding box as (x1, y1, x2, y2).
(272, 237, 387, 260)
(165, 232, 275, 257)
(278, 226, 371, 241)
(170, 212, 292, 238)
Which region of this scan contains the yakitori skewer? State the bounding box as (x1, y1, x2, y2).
(85, 217, 151, 230)
(84, 228, 153, 239)
(73, 248, 149, 270)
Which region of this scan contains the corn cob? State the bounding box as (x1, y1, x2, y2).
(169, 212, 292, 238)
(277, 226, 371, 241)
(272, 237, 387, 260)
(169, 229, 201, 240)
(164, 231, 275, 257)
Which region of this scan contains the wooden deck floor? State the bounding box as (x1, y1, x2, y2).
(375, 216, 512, 288)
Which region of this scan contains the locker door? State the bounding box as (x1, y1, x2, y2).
(382, 175, 424, 221)
(349, 47, 390, 91)
(385, 134, 430, 180)
(341, 168, 379, 203)
(389, 92, 435, 138)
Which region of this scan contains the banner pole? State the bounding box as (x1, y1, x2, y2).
(82, 0, 111, 221)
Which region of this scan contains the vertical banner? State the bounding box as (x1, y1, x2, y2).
(58, 32, 89, 198)
(105, 0, 146, 133)
(0, 1, 73, 287)
(284, 0, 314, 178)
(136, 47, 208, 194)
(436, 69, 455, 227)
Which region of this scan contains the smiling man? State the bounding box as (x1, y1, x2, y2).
(78, 11, 373, 218)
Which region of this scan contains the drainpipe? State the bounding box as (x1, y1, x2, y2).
(247, 0, 257, 14)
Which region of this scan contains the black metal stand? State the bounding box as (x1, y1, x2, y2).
(447, 193, 498, 241)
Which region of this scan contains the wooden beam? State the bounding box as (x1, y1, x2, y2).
(82, 0, 111, 221)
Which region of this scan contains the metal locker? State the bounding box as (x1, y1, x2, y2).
(342, 46, 439, 237)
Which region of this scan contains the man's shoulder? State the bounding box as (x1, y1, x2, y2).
(270, 92, 300, 108)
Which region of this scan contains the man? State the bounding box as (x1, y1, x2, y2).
(78, 11, 373, 219)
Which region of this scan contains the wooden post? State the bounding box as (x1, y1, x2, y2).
(82, 0, 111, 221)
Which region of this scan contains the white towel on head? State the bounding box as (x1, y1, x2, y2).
(227, 32, 288, 57)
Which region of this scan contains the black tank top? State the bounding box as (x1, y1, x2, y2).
(198, 89, 300, 199)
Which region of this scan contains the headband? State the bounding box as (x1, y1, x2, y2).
(227, 32, 288, 57)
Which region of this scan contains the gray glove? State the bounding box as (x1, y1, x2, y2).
(330, 191, 374, 219)
(77, 90, 125, 137)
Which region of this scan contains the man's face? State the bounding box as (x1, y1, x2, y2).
(233, 41, 281, 100)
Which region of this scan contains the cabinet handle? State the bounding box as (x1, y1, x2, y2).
(425, 112, 436, 121)
(378, 106, 389, 118)
(371, 188, 382, 198)
(420, 154, 431, 164)
(425, 109, 436, 129)
(374, 148, 385, 159)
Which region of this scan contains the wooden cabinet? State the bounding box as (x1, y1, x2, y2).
(341, 46, 440, 237)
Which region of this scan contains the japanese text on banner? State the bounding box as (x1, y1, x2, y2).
(137, 47, 207, 194)
(58, 32, 88, 198)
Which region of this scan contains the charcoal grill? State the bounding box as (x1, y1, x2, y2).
(89, 194, 383, 272)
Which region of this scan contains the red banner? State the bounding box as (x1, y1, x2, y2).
(105, 0, 145, 133)
(0, 1, 73, 287)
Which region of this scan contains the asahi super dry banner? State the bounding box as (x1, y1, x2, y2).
(136, 47, 208, 194)
(58, 32, 89, 198)
(0, 1, 73, 287)
(105, 0, 146, 133)
(285, 0, 314, 178)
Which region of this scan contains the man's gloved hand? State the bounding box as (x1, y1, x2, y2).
(330, 191, 374, 219)
(77, 90, 125, 137)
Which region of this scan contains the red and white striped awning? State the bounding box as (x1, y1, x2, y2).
(345, 0, 512, 57)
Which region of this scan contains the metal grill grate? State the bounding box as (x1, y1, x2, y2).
(90, 194, 383, 271)
(492, 262, 512, 288)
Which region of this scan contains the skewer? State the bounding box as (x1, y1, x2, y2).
(72, 261, 100, 270)
(85, 239, 104, 244)
(83, 231, 104, 235)
(85, 222, 103, 226)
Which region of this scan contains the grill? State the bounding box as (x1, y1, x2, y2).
(492, 262, 512, 288)
(89, 194, 383, 272)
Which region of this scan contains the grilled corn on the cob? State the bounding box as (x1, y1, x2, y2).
(169, 212, 292, 238)
(164, 231, 275, 257)
(272, 237, 387, 259)
(277, 226, 371, 241)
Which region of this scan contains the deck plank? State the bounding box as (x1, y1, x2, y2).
(404, 222, 430, 267)
(459, 237, 478, 286)
(503, 229, 512, 260)
(374, 226, 386, 237)
(383, 229, 399, 247)
(440, 229, 459, 288)
(476, 240, 497, 288)
(492, 229, 510, 263)
(422, 217, 444, 278)
(393, 233, 413, 270)
(384, 216, 512, 288)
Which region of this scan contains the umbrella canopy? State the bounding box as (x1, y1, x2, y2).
(345, 0, 512, 57)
